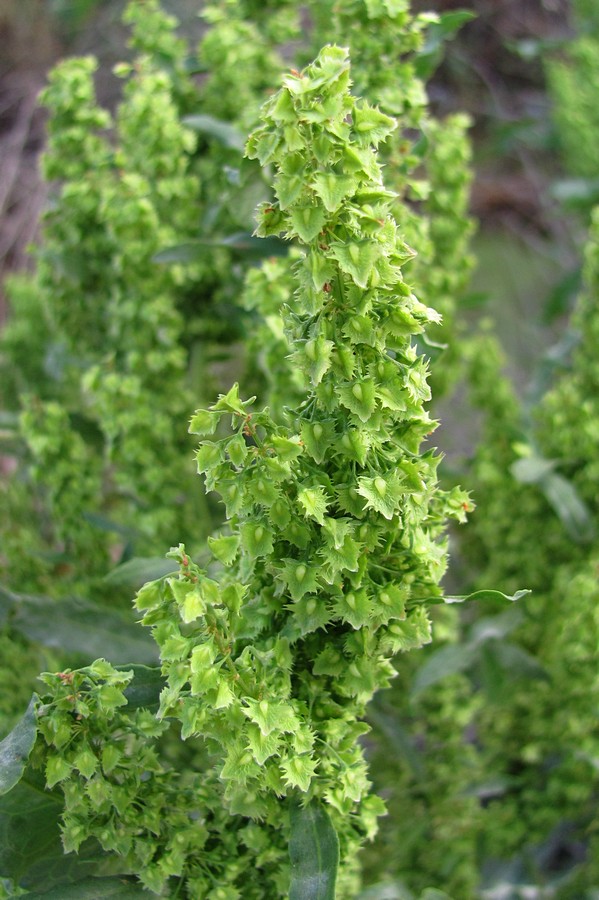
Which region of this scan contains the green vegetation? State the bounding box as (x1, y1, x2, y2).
(1, 1, 599, 897)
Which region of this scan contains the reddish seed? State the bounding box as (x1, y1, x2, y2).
(323, 282, 332, 293)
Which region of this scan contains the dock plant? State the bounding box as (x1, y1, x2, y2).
(0, 47, 476, 898)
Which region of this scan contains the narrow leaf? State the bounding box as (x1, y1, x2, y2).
(411, 644, 477, 698)
(182, 113, 244, 150)
(0, 697, 37, 795)
(121, 666, 165, 712)
(422, 589, 531, 607)
(104, 557, 178, 586)
(289, 800, 339, 900)
(10, 594, 158, 665)
(25, 875, 146, 898)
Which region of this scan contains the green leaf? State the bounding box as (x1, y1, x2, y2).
(510, 455, 556, 484)
(25, 876, 147, 898)
(421, 589, 531, 607)
(121, 666, 165, 712)
(0, 697, 37, 795)
(289, 800, 339, 900)
(154, 234, 287, 264)
(541, 471, 595, 543)
(0, 770, 104, 891)
(411, 644, 478, 697)
(415, 11, 476, 79)
(103, 557, 178, 587)
(10, 594, 158, 666)
(181, 113, 244, 151)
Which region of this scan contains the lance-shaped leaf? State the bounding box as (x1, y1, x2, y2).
(25, 877, 147, 898)
(289, 800, 339, 900)
(417, 588, 532, 608)
(0, 697, 37, 795)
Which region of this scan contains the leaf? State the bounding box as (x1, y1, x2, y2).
(154, 233, 287, 264)
(181, 113, 244, 151)
(550, 177, 599, 209)
(289, 800, 339, 900)
(9, 593, 158, 666)
(491, 641, 549, 682)
(541, 471, 595, 543)
(421, 589, 531, 607)
(411, 644, 478, 698)
(121, 666, 165, 713)
(415, 11, 476, 79)
(25, 876, 147, 898)
(103, 557, 178, 587)
(0, 697, 37, 795)
(0, 770, 104, 891)
(510, 455, 556, 484)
